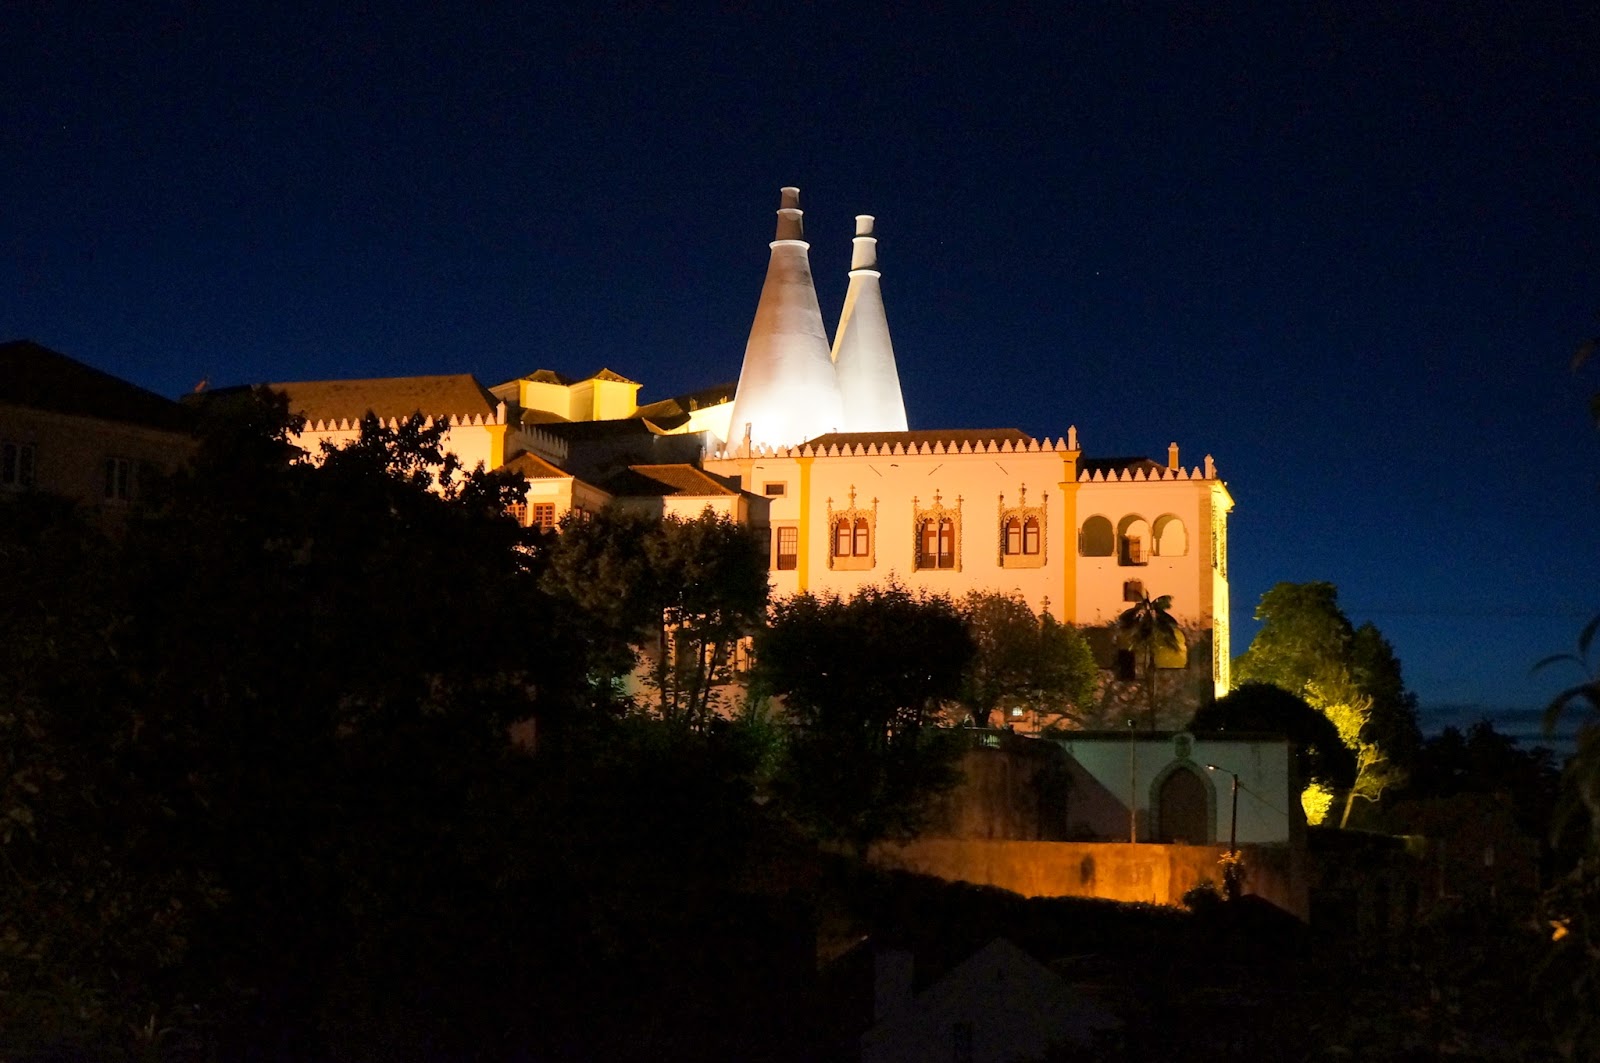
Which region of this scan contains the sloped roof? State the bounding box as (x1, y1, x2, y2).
(603, 463, 739, 498)
(537, 418, 661, 442)
(268, 374, 499, 424)
(588, 367, 639, 384)
(500, 450, 572, 480)
(0, 340, 193, 432)
(1079, 456, 1167, 477)
(632, 380, 737, 429)
(803, 428, 1034, 450)
(523, 369, 573, 386)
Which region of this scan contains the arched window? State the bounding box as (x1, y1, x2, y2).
(826, 487, 877, 570)
(1005, 516, 1041, 556)
(920, 519, 957, 569)
(1080, 516, 1114, 556)
(1153, 514, 1187, 556)
(1117, 516, 1151, 567)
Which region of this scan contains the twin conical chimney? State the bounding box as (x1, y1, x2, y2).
(831, 214, 908, 433)
(725, 188, 845, 451)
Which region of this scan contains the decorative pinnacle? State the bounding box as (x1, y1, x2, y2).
(775, 186, 804, 241)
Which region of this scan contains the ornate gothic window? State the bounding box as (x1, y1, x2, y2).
(998, 486, 1047, 568)
(826, 487, 877, 571)
(913, 492, 962, 572)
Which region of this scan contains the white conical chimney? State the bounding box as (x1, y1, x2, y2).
(725, 187, 845, 450)
(831, 214, 908, 432)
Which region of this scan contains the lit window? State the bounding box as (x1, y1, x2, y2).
(531, 503, 556, 530)
(506, 502, 528, 525)
(103, 457, 136, 502)
(1, 441, 35, 490)
(919, 519, 956, 569)
(776, 527, 798, 570)
(1003, 516, 1042, 557)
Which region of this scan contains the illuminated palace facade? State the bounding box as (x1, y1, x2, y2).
(270, 188, 1234, 705)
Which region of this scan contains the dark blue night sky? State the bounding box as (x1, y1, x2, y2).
(6, 4, 1597, 747)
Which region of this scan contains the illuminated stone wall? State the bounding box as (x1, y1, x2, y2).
(868, 837, 1308, 920)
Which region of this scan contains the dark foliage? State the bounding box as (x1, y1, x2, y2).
(0, 396, 794, 1061)
(760, 582, 973, 856)
(1191, 681, 1357, 789)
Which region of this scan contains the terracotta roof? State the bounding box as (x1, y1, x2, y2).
(0, 340, 194, 432)
(1079, 456, 1167, 477)
(268, 374, 499, 424)
(524, 369, 573, 385)
(538, 418, 661, 442)
(588, 367, 640, 385)
(603, 463, 739, 498)
(802, 428, 1034, 450)
(500, 451, 572, 480)
(633, 380, 737, 428)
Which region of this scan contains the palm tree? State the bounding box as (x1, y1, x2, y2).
(1118, 591, 1181, 731)
(1539, 614, 1600, 849)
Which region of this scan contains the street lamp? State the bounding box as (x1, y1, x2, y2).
(1204, 764, 1239, 858)
(1127, 719, 1137, 844)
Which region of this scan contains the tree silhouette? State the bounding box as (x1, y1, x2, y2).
(759, 582, 972, 856)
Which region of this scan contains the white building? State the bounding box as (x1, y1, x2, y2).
(236, 186, 1236, 707)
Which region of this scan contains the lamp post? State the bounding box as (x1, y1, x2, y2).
(1127, 719, 1137, 844)
(1205, 764, 1239, 858)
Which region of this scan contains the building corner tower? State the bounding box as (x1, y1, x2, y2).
(725, 187, 845, 452)
(831, 214, 908, 432)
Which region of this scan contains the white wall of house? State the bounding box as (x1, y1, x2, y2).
(1057, 733, 1296, 845)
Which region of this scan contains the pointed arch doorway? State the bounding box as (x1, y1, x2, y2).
(1153, 765, 1214, 844)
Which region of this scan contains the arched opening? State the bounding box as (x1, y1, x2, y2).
(852, 516, 870, 557)
(1153, 765, 1214, 844)
(834, 518, 851, 558)
(1004, 517, 1022, 555)
(1117, 515, 1151, 566)
(1080, 515, 1114, 556)
(1022, 516, 1040, 555)
(1153, 514, 1187, 556)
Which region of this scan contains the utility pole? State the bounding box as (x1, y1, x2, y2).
(1128, 718, 1137, 844)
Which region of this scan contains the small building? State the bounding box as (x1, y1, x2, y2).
(859, 937, 1120, 1063)
(0, 340, 196, 515)
(1056, 730, 1301, 845)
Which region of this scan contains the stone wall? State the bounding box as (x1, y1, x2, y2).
(868, 838, 1308, 920)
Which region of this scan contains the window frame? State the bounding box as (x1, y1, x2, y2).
(775, 525, 799, 570)
(0, 440, 36, 490)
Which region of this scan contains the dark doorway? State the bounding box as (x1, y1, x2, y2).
(1156, 768, 1210, 844)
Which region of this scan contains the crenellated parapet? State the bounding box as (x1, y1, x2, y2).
(1077, 460, 1220, 483)
(300, 401, 511, 435)
(715, 434, 1089, 460)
